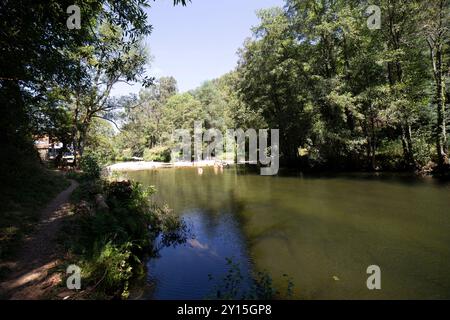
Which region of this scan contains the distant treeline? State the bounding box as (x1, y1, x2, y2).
(113, 1, 449, 173)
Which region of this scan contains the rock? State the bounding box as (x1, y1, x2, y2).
(76, 200, 93, 217)
(420, 161, 437, 175)
(95, 194, 109, 213)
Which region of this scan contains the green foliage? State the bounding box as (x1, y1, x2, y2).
(231, 0, 449, 172)
(61, 179, 185, 299)
(376, 139, 405, 171)
(80, 154, 102, 179)
(79, 242, 138, 299)
(238, 7, 314, 164)
(83, 119, 119, 163)
(112, 1, 448, 173)
(143, 146, 172, 162)
(70, 180, 104, 203)
(116, 78, 179, 156)
(0, 0, 166, 174)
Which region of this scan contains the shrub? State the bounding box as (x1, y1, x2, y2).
(143, 146, 171, 162)
(80, 154, 101, 179)
(70, 180, 104, 202)
(121, 148, 133, 161)
(61, 179, 186, 299)
(413, 135, 433, 168)
(80, 242, 139, 299)
(377, 139, 404, 171)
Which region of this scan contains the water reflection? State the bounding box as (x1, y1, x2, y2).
(126, 167, 450, 299)
(145, 209, 252, 300)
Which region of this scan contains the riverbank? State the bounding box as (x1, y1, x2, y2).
(107, 160, 233, 172)
(53, 174, 186, 300)
(0, 156, 187, 300)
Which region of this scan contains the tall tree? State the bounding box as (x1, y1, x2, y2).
(69, 22, 150, 161)
(238, 7, 314, 165)
(421, 0, 449, 170)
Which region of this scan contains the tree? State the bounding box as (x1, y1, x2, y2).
(237, 7, 314, 165)
(377, 0, 431, 169)
(117, 77, 179, 156)
(421, 0, 449, 170)
(99, 0, 446, 173)
(0, 0, 98, 178)
(69, 22, 150, 162)
(0, 0, 190, 174)
(216, 72, 266, 130)
(161, 92, 205, 136)
(192, 80, 230, 131)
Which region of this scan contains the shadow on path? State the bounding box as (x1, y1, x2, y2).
(0, 179, 79, 299)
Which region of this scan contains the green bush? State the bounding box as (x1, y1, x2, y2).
(80, 154, 101, 179)
(412, 135, 433, 167)
(61, 179, 185, 299)
(80, 242, 139, 299)
(120, 148, 133, 161)
(377, 139, 404, 171)
(143, 146, 171, 162)
(70, 180, 104, 202)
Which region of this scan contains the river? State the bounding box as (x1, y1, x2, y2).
(123, 167, 450, 299)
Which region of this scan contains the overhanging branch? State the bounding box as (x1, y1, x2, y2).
(93, 115, 122, 131)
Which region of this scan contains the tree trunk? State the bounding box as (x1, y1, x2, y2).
(400, 123, 415, 169)
(370, 117, 377, 171)
(406, 124, 415, 166)
(435, 48, 448, 170)
(78, 127, 87, 159)
(364, 118, 376, 171)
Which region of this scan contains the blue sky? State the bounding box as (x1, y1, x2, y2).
(111, 0, 284, 96)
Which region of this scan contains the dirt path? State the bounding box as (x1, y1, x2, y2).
(0, 179, 79, 299)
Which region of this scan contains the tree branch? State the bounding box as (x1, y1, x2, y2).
(93, 115, 122, 131)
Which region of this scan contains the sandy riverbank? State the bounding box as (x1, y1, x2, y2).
(107, 160, 233, 172)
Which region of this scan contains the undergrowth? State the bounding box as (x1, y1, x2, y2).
(59, 178, 186, 299)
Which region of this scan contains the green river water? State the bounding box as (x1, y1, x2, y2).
(124, 167, 450, 299)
